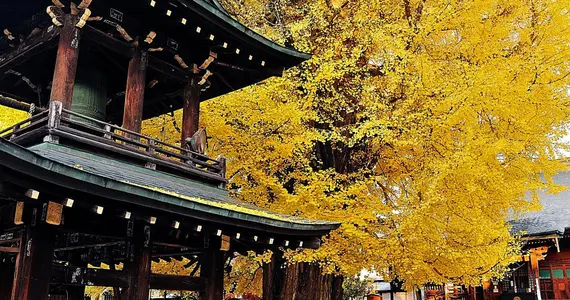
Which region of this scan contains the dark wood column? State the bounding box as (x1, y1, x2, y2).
(50, 15, 81, 109)
(122, 44, 148, 133)
(124, 222, 152, 300)
(181, 78, 201, 147)
(66, 253, 87, 300)
(199, 249, 224, 300)
(11, 225, 57, 300)
(0, 255, 15, 300)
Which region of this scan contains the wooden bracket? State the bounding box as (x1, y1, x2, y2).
(78, 0, 93, 9)
(46, 6, 65, 27)
(41, 201, 63, 226)
(529, 246, 550, 272)
(52, 0, 65, 8)
(14, 202, 24, 225)
(220, 235, 230, 251)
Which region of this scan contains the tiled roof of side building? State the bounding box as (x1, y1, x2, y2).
(510, 170, 570, 237)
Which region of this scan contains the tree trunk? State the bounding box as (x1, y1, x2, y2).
(265, 258, 345, 300)
(331, 276, 344, 300)
(263, 251, 300, 300)
(293, 263, 342, 300)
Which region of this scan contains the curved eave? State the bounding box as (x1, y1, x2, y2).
(179, 0, 311, 65)
(0, 139, 339, 236)
(209, 0, 231, 16)
(520, 230, 564, 238)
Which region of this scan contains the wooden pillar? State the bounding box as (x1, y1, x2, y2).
(50, 15, 81, 109)
(181, 78, 201, 147)
(0, 255, 15, 300)
(124, 222, 152, 300)
(66, 253, 86, 300)
(122, 45, 148, 133)
(11, 225, 57, 300)
(199, 249, 224, 300)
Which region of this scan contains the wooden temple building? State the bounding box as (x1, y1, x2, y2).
(0, 0, 340, 299)
(493, 170, 570, 300)
(421, 170, 570, 300)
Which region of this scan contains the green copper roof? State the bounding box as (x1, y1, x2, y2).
(0, 139, 339, 235)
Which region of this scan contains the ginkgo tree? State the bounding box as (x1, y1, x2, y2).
(0, 0, 568, 297)
(144, 0, 570, 295)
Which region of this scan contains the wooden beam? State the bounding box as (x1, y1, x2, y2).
(521, 233, 562, 241)
(51, 265, 129, 288)
(82, 26, 132, 57)
(212, 61, 282, 77)
(150, 274, 206, 291)
(0, 246, 18, 253)
(50, 265, 205, 291)
(0, 95, 46, 114)
(82, 26, 188, 82)
(50, 15, 81, 109)
(11, 224, 57, 300)
(199, 249, 225, 300)
(181, 79, 201, 147)
(0, 26, 60, 74)
(55, 241, 124, 252)
(122, 45, 148, 134)
(124, 223, 152, 300)
(147, 55, 189, 82)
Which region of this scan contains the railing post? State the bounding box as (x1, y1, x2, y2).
(103, 125, 112, 139)
(44, 101, 62, 143)
(217, 155, 226, 188)
(185, 149, 196, 167)
(10, 124, 21, 141)
(145, 139, 157, 170)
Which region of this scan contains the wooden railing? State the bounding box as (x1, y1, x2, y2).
(1, 101, 226, 183)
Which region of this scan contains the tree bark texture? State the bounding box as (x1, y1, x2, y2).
(264, 256, 344, 300)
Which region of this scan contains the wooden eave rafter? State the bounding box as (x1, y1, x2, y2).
(50, 265, 207, 291)
(178, 0, 311, 64)
(83, 25, 189, 82)
(0, 25, 61, 74)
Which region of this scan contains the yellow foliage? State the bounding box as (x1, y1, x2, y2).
(144, 0, 570, 287)
(225, 251, 272, 296)
(0, 105, 27, 129)
(0, 0, 567, 290)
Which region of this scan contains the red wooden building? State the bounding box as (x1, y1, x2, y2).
(0, 0, 340, 299)
(421, 171, 570, 300)
(465, 170, 570, 300)
(501, 170, 570, 300)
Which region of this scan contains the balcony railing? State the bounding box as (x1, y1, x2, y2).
(0, 101, 226, 184)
